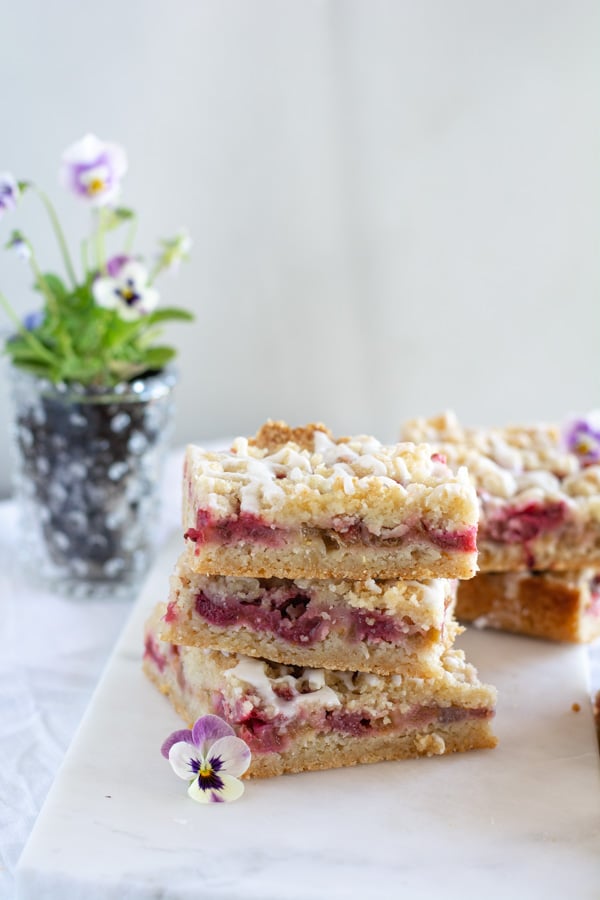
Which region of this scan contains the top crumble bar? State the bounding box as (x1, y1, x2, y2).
(401, 411, 600, 572)
(182, 421, 479, 580)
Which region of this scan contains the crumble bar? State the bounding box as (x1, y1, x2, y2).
(182, 421, 479, 580)
(144, 605, 496, 778)
(160, 560, 460, 676)
(457, 569, 600, 643)
(400, 412, 600, 572)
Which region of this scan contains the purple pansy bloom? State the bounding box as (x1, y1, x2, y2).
(0, 173, 19, 218)
(161, 714, 251, 803)
(59, 134, 127, 206)
(92, 256, 159, 320)
(565, 416, 600, 466)
(7, 230, 31, 261)
(23, 310, 44, 330)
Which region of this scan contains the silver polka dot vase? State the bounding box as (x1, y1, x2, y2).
(8, 367, 177, 600)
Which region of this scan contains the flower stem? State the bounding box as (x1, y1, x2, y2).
(81, 239, 89, 278)
(0, 291, 58, 365)
(124, 213, 138, 254)
(28, 251, 59, 316)
(95, 207, 107, 274)
(32, 186, 78, 288)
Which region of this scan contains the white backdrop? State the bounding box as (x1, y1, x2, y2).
(0, 0, 598, 497)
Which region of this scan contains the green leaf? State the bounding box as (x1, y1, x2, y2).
(39, 273, 69, 303)
(139, 346, 176, 368)
(143, 307, 195, 325)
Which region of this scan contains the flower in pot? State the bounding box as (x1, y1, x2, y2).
(0, 134, 193, 599)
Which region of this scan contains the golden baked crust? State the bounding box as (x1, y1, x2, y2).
(456, 569, 600, 643)
(250, 420, 333, 451)
(180, 539, 476, 581)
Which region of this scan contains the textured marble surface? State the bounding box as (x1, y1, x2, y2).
(16, 534, 600, 899)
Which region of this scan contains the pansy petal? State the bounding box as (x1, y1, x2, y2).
(191, 715, 235, 755)
(92, 278, 119, 309)
(161, 728, 193, 759)
(139, 287, 160, 313)
(208, 736, 251, 778)
(187, 773, 245, 804)
(168, 741, 200, 780)
(118, 260, 149, 288)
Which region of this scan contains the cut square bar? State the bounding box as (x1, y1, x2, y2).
(160, 561, 460, 676)
(182, 422, 479, 580)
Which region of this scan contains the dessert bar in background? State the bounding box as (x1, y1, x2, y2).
(400, 411, 600, 573)
(457, 569, 600, 643)
(401, 411, 600, 643)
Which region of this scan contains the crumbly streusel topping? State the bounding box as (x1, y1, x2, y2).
(401, 411, 600, 520)
(184, 420, 479, 532)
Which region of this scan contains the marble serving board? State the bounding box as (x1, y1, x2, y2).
(17, 534, 600, 900)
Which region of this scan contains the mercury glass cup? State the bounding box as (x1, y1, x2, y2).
(8, 366, 176, 599)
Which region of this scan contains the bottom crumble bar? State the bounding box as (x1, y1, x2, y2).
(144, 606, 496, 778)
(456, 570, 600, 643)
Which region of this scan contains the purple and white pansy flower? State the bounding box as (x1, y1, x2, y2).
(93, 256, 159, 320)
(59, 134, 127, 206)
(161, 714, 251, 804)
(0, 172, 19, 218)
(6, 230, 32, 261)
(564, 415, 600, 466)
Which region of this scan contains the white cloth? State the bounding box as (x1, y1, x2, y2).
(1, 445, 599, 898)
(0, 448, 184, 899)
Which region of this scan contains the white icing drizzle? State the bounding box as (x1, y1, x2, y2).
(224, 657, 341, 717)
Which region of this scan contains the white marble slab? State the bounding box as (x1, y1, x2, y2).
(16, 534, 600, 899)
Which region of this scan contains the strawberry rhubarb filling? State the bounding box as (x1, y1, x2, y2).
(482, 500, 568, 545)
(185, 584, 436, 647)
(184, 508, 477, 554)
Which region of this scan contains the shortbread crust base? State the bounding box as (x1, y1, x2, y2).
(181, 538, 476, 581)
(457, 570, 600, 643)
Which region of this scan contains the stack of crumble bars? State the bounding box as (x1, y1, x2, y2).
(144, 422, 496, 778)
(401, 412, 600, 643)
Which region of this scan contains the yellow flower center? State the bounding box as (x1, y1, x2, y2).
(576, 438, 593, 454)
(87, 177, 106, 195)
(199, 763, 213, 778)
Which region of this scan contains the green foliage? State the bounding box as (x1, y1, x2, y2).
(4, 272, 193, 386)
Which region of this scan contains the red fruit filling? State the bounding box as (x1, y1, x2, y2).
(221, 697, 493, 754)
(194, 586, 420, 647)
(185, 509, 288, 548)
(483, 501, 567, 545)
(164, 600, 178, 623)
(424, 525, 478, 553)
(185, 508, 477, 554)
(143, 634, 167, 673)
